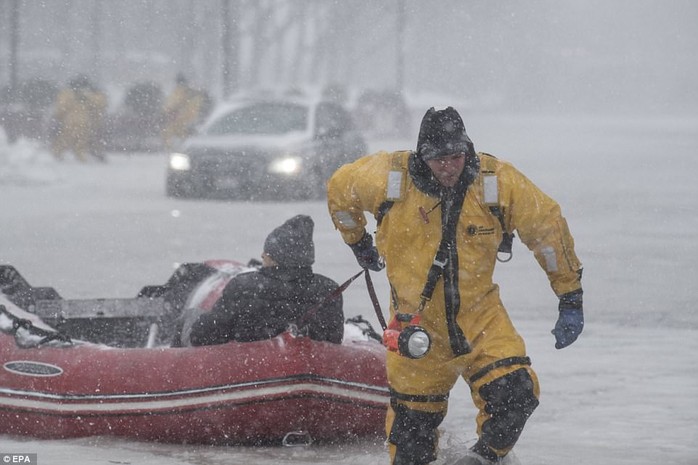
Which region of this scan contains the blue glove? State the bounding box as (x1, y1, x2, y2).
(552, 289, 584, 349)
(349, 231, 384, 272)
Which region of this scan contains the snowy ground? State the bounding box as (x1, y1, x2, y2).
(1, 113, 697, 464)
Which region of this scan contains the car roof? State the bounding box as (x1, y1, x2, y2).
(201, 92, 344, 132)
(212, 92, 323, 114)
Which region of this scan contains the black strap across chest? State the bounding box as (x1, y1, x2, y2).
(420, 187, 467, 302)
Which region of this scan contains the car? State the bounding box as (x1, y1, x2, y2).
(165, 96, 367, 200)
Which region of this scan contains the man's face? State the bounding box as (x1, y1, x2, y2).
(424, 153, 466, 187)
(261, 252, 276, 268)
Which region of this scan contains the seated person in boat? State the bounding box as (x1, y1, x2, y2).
(189, 215, 344, 346)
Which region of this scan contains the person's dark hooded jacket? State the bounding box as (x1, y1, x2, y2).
(189, 215, 344, 346)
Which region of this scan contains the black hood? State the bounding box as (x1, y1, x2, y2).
(416, 107, 476, 161)
(263, 215, 315, 267)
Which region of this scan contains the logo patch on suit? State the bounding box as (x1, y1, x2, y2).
(466, 224, 495, 236)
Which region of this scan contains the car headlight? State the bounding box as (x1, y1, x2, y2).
(169, 153, 191, 171)
(268, 156, 302, 175)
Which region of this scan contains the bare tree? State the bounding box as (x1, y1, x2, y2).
(90, 0, 102, 83)
(220, 0, 240, 98)
(8, 0, 20, 95)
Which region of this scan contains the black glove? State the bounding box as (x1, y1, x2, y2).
(552, 289, 584, 349)
(349, 231, 384, 272)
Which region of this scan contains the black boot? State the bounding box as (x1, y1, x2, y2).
(470, 439, 501, 463)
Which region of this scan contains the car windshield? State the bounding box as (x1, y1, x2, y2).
(205, 102, 309, 136)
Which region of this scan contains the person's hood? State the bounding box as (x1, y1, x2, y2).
(264, 215, 315, 267)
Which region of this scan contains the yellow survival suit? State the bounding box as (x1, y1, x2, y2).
(161, 75, 203, 151)
(327, 139, 582, 463)
(51, 77, 107, 162)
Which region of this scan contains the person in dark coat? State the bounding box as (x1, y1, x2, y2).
(189, 215, 344, 346)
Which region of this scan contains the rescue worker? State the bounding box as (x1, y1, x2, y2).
(189, 215, 344, 346)
(51, 75, 108, 162)
(160, 73, 203, 151)
(326, 107, 584, 465)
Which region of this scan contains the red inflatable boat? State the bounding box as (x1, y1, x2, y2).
(0, 261, 388, 445)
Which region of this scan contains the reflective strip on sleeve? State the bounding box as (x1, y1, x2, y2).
(541, 246, 558, 272)
(483, 175, 498, 205)
(386, 170, 403, 201)
(333, 211, 358, 229)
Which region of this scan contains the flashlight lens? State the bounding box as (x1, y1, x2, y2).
(397, 325, 432, 359)
(406, 329, 430, 358)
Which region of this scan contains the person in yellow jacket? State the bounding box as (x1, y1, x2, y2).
(51, 75, 108, 162)
(327, 107, 584, 465)
(160, 73, 203, 151)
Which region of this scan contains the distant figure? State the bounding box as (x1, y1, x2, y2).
(50, 75, 108, 162)
(189, 215, 344, 346)
(160, 73, 204, 151)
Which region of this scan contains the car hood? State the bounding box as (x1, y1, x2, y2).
(183, 132, 311, 154)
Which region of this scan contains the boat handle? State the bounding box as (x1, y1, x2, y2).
(282, 430, 313, 447)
